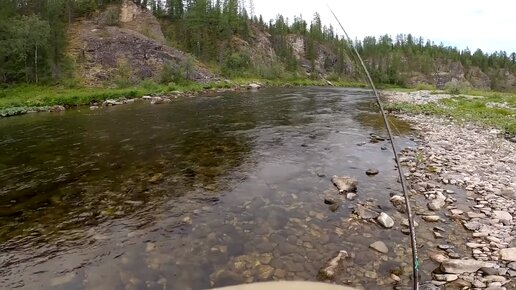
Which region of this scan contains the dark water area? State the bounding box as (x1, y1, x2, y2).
(0, 87, 425, 289)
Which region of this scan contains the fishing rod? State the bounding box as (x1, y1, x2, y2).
(328, 6, 420, 290)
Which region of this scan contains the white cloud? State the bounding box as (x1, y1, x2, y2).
(252, 0, 516, 53)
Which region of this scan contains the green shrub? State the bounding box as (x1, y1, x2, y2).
(221, 52, 251, 77)
(102, 7, 120, 26)
(444, 80, 471, 95)
(140, 79, 160, 90)
(114, 59, 133, 88)
(159, 61, 180, 84)
(415, 83, 436, 91)
(180, 56, 195, 81)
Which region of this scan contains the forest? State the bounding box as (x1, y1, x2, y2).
(1, 0, 515, 89)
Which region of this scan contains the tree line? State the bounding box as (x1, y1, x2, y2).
(1, 0, 515, 88)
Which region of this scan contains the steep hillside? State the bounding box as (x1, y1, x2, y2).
(67, 0, 214, 86)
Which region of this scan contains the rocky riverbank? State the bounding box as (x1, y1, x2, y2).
(386, 91, 516, 289)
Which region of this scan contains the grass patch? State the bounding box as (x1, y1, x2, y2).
(385, 93, 516, 135)
(0, 77, 368, 117)
(0, 81, 235, 116)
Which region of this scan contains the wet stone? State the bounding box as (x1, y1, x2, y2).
(256, 265, 274, 280)
(377, 212, 394, 228)
(365, 169, 379, 176)
(354, 204, 379, 220)
(329, 203, 340, 212)
(331, 176, 358, 193)
(370, 241, 389, 254)
(324, 197, 337, 205)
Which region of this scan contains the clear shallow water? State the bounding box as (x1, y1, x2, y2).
(1, 87, 424, 289)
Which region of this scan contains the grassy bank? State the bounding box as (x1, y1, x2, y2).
(385, 92, 516, 135)
(0, 78, 367, 117)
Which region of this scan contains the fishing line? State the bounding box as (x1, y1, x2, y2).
(328, 6, 420, 290)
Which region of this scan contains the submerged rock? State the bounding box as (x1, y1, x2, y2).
(369, 241, 389, 254)
(377, 212, 394, 228)
(354, 204, 379, 220)
(329, 203, 340, 212)
(318, 250, 348, 280)
(324, 197, 337, 205)
(390, 195, 406, 213)
(365, 168, 379, 176)
(331, 176, 357, 193)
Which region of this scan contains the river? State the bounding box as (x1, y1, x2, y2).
(1, 87, 423, 289)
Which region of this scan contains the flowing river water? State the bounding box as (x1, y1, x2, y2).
(0, 87, 464, 289)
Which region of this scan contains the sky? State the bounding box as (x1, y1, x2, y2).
(252, 0, 516, 54)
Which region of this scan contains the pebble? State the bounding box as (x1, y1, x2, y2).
(422, 215, 440, 222)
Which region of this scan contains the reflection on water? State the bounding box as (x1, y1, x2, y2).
(1, 87, 421, 289)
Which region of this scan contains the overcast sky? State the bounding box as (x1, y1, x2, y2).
(253, 0, 516, 54)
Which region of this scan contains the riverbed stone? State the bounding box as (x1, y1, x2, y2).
(464, 221, 481, 231)
(390, 195, 406, 213)
(430, 252, 448, 263)
(440, 259, 495, 274)
(377, 212, 394, 228)
(354, 204, 379, 220)
(422, 215, 440, 222)
(331, 176, 357, 193)
(434, 274, 458, 282)
(256, 265, 274, 280)
(500, 248, 516, 261)
(492, 210, 512, 222)
(365, 168, 379, 176)
(318, 250, 348, 280)
(370, 241, 389, 254)
(428, 196, 446, 211)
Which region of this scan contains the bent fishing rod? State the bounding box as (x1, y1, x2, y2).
(328, 7, 420, 290)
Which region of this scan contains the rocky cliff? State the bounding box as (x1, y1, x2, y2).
(68, 0, 213, 86)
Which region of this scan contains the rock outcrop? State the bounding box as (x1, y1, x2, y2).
(67, 1, 213, 85)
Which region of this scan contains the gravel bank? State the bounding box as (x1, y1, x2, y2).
(385, 91, 516, 289)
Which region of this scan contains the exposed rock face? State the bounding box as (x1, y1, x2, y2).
(68, 22, 213, 85)
(119, 0, 166, 43)
(434, 60, 467, 89)
(465, 66, 491, 89)
(285, 35, 353, 78)
(67, 0, 213, 85)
